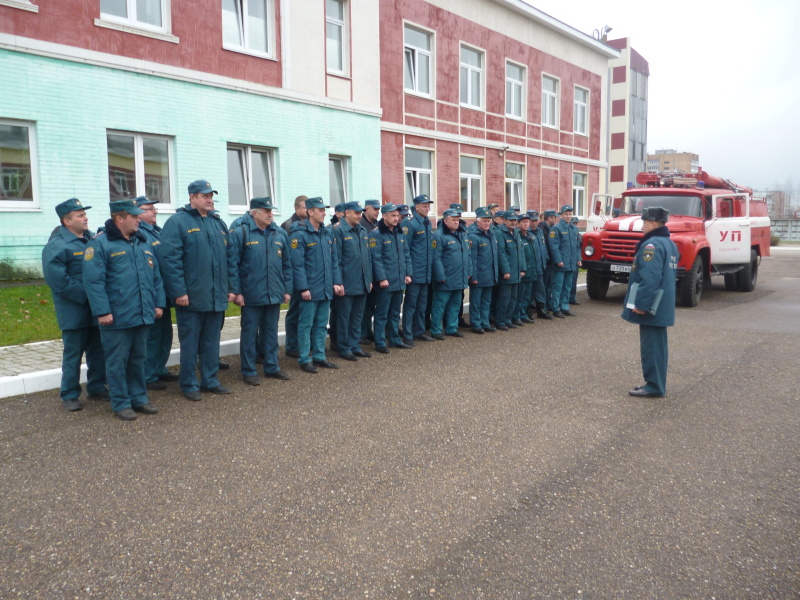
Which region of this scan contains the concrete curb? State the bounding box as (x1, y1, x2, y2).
(0, 283, 587, 399)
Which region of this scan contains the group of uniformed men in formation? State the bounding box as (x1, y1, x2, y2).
(42, 180, 582, 420)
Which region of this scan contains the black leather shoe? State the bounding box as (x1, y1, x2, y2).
(87, 390, 110, 401)
(552, 312, 565, 318)
(218, 360, 230, 370)
(628, 388, 662, 398)
(414, 334, 436, 342)
(158, 373, 180, 382)
(183, 390, 202, 401)
(62, 399, 83, 412)
(402, 339, 416, 347)
(285, 349, 300, 358)
(359, 337, 373, 345)
(484, 327, 497, 333)
(569, 300, 581, 305)
(562, 310, 576, 317)
(495, 325, 509, 331)
(431, 333, 445, 340)
(114, 408, 137, 420)
(300, 363, 318, 373)
(537, 310, 553, 320)
(507, 323, 518, 329)
(264, 370, 290, 380)
(513, 319, 524, 326)
(353, 350, 372, 358)
(200, 385, 232, 395)
(446, 331, 464, 338)
(521, 317, 535, 324)
(471, 328, 484, 334)
(458, 319, 470, 329)
(313, 359, 339, 369)
(146, 380, 167, 391)
(243, 375, 261, 386)
(375, 346, 390, 354)
(390, 342, 413, 349)
(339, 353, 358, 361)
(133, 403, 159, 414)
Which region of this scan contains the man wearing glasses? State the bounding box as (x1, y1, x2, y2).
(135, 196, 179, 391)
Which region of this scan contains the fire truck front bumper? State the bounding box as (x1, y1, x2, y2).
(582, 260, 633, 282)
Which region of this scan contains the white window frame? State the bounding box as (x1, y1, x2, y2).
(542, 74, 559, 129)
(106, 130, 175, 208)
(0, 0, 39, 13)
(404, 146, 434, 207)
(326, 0, 348, 76)
(504, 162, 524, 212)
(0, 119, 39, 209)
(97, 0, 176, 42)
(459, 44, 484, 110)
(572, 172, 587, 218)
(329, 155, 349, 208)
(505, 60, 525, 120)
(403, 23, 433, 97)
(459, 155, 483, 214)
(222, 0, 276, 59)
(574, 85, 589, 136)
(226, 143, 276, 213)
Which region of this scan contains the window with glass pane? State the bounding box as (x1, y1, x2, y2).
(107, 132, 173, 204)
(101, 0, 164, 28)
(223, 0, 272, 54)
(326, 0, 345, 73)
(226, 144, 275, 207)
(505, 163, 524, 210)
(329, 156, 348, 206)
(460, 46, 482, 108)
(459, 156, 482, 212)
(574, 86, 588, 135)
(404, 25, 432, 95)
(404, 148, 432, 204)
(505, 63, 524, 119)
(542, 75, 558, 128)
(0, 122, 35, 204)
(572, 172, 587, 216)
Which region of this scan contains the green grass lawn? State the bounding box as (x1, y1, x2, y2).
(0, 283, 287, 347)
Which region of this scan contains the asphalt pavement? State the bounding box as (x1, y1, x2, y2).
(1, 248, 798, 599)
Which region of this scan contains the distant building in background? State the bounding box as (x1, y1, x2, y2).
(647, 149, 700, 174)
(755, 189, 791, 219)
(606, 37, 649, 199)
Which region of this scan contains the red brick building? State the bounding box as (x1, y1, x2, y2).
(379, 0, 619, 219)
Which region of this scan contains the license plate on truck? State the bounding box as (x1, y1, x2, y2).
(611, 264, 632, 273)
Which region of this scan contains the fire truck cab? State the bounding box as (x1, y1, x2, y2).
(581, 169, 771, 307)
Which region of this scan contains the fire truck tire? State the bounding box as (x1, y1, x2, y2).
(724, 273, 738, 291)
(736, 249, 758, 292)
(586, 270, 610, 300)
(679, 256, 704, 307)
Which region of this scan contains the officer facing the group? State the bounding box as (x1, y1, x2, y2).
(135, 196, 178, 391)
(332, 201, 373, 361)
(229, 197, 293, 385)
(548, 205, 581, 318)
(430, 208, 471, 339)
(42, 199, 108, 411)
(622, 206, 678, 398)
(467, 207, 500, 333)
(160, 180, 235, 401)
(369, 203, 413, 353)
(402, 194, 434, 343)
(289, 197, 344, 373)
(83, 199, 166, 420)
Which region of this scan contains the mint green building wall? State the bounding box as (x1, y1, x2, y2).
(0, 50, 382, 277)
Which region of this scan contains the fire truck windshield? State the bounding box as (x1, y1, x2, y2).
(620, 195, 703, 218)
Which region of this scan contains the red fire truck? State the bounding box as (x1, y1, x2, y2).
(582, 169, 771, 306)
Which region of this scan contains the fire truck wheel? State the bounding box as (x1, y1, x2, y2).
(736, 249, 758, 292)
(680, 255, 704, 307)
(724, 273, 738, 291)
(586, 270, 610, 300)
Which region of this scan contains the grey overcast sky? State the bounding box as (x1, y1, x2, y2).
(528, 0, 799, 191)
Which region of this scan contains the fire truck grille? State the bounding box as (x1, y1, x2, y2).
(601, 235, 639, 260)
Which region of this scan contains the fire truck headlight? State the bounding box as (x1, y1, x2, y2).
(584, 243, 595, 257)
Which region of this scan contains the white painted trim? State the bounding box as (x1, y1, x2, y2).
(0, 0, 38, 12)
(94, 18, 179, 44)
(0, 33, 383, 118)
(382, 121, 608, 169)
